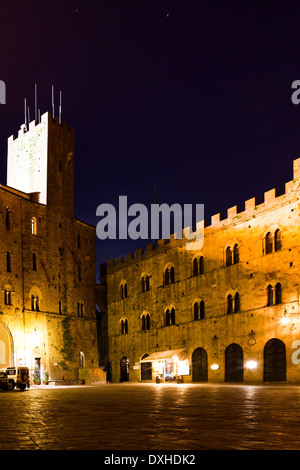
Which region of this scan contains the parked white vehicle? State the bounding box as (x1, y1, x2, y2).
(6, 367, 30, 391)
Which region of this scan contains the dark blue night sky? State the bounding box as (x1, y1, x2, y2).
(1, 1, 300, 277)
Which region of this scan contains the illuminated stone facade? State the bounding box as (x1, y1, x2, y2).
(103, 158, 300, 384)
(0, 112, 98, 383)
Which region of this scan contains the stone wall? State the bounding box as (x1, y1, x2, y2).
(103, 158, 300, 383)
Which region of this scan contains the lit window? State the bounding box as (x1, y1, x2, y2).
(4, 290, 11, 306)
(31, 295, 39, 311)
(121, 319, 128, 335)
(31, 217, 37, 235)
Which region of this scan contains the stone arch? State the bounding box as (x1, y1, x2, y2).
(0, 321, 13, 368)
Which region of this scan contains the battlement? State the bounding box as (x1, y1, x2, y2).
(103, 157, 300, 275)
(8, 111, 74, 142)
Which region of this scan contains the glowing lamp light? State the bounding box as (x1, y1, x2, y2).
(281, 316, 289, 326)
(211, 363, 219, 370)
(246, 360, 257, 369)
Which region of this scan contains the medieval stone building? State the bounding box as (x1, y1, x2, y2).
(0, 112, 99, 383)
(101, 158, 300, 384)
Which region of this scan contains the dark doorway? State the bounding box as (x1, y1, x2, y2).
(264, 338, 286, 382)
(141, 354, 152, 380)
(120, 356, 130, 382)
(192, 347, 208, 382)
(225, 343, 243, 382)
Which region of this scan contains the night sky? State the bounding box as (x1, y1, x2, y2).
(1, 1, 300, 278)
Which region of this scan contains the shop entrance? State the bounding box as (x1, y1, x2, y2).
(141, 354, 152, 380)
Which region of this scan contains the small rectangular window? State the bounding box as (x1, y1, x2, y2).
(6, 251, 11, 273)
(32, 253, 37, 271)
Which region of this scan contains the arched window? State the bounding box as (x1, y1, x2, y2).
(193, 300, 205, 320)
(192, 257, 204, 276)
(234, 292, 240, 312)
(193, 302, 199, 320)
(275, 282, 282, 305)
(165, 308, 175, 326)
(164, 266, 175, 285)
(164, 268, 170, 286)
(226, 246, 232, 267)
(165, 309, 171, 326)
(199, 256, 204, 274)
(227, 294, 233, 314)
(192, 258, 198, 276)
(141, 275, 150, 292)
(233, 244, 239, 264)
(141, 314, 150, 331)
(274, 229, 282, 252)
(265, 232, 273, 254)
(267, 285, 273, 306)
(120, 282, 128, 299)
(170, 307, 175, 324)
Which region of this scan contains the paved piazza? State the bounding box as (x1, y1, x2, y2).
(0, 383, 299, 450)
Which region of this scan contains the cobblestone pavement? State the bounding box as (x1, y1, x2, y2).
(0, 383, 300, 450)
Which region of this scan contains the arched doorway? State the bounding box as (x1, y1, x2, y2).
(0, 322, 13, 368)
(264, 338, 286, 382)
(120, 356, 130, 382)
(141, 354, 152, 381)
(192, 347, 208, 382)
(225, 343, 243, 382)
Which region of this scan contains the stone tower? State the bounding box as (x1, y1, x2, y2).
(0, 111, 100, 384)
(7, 112, 74, 213)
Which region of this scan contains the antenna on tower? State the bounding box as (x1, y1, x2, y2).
(52, 85, 55, 118)
(24, 98, 27, 131)
(34, 83, 38, 122)
(59, 90, 62, 124)
(152, 181, 157, 244)
(27, 105, 30, 125)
